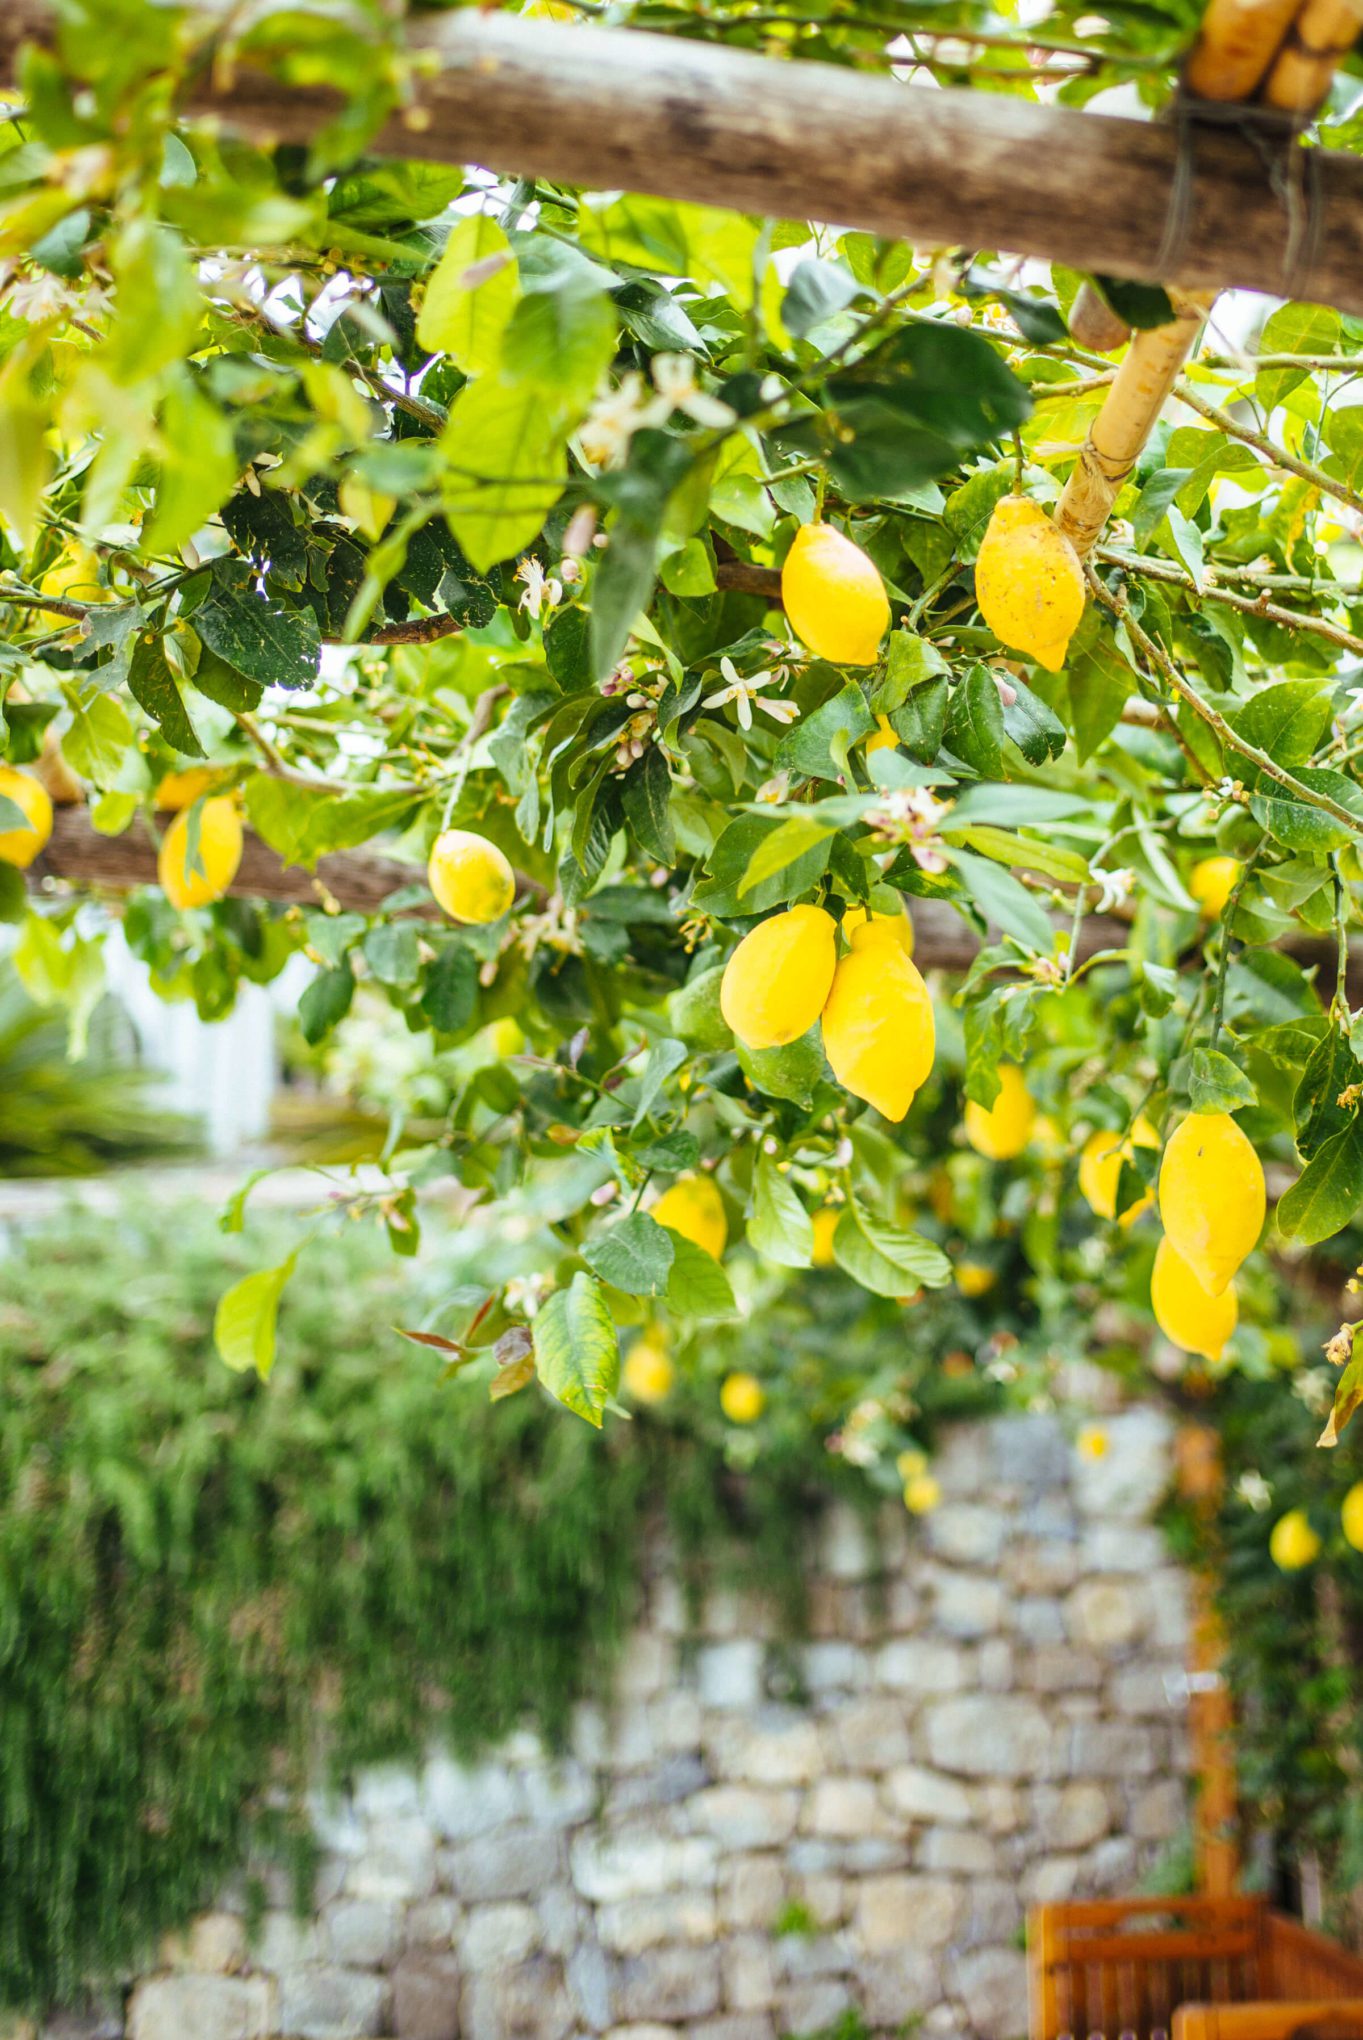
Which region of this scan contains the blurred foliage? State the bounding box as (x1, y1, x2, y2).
(0, 1200, 992, 2013)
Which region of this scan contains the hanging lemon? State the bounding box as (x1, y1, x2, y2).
(1270, 1508, 1321, 1572)
(841, 903, 914, 959)
(37, 541, 109, 605)
(955, 1261, 996, 1298)
(623, 1337, 674, 1404)
(720, 904, 837, 1052)
(428, 829, 516, 925)
(963, 1065, 1035, 1161)
(820, 922, 935, 1121)
(865, 714, 898, 757)
(1341, 1482, 1363, 1552)
(811, 1206, 841, 1267)
(974, 494, 1085, 672)
(1189, 856, 1241, 919)
(651, 1175, 727, 1261)
(903, 1472, 941, 1514)
(0, 765, 53, 869)
(1159, 1111, 1265, 1296)
(720, 1371, 765, 1423)
(1078, 1116, 1160, 1225)
(157, 795, 244, 909)
(1150, 1236, 1238, 1363)
(155, 766, 222, 811)
(781, 523, 890, 666)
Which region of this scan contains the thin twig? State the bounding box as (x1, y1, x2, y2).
(1174, 380, 1363, 520)
(1095, 548, 1363, 659)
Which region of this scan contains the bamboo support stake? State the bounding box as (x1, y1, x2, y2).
(1069, 284, 1132, 354)
(1261, 0, 1363, 110)
(1054, 291, 1216, 558)
(1185, 0, 1304, 97)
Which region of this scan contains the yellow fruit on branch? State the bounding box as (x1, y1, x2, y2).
(1150, 1236, 1238, 1362)
(157, 795, 244, 909)
(623, 1339, 674, 1404)
(903, 1472, 941, 1514)
(780, 523, 890, 667)
(155, 766, 223, 811)
(1158, 1110, 1265, 1296)
(820, 923, 935, 1121)
(1269, 1507, 1321, 1572)
(1189, 855, 1242, 920)
(974, 494, 1085, 673)
(37, 542, 109, 605)
(0, 765, 53, 869)
(865, 714, 898, 757)
(428, 829, 516, 925)
(955, 1261, 996, 1298)
(720, 904, 837, 1052)
(963, 1065, 1035, 1161)
(841, 903, 914, 959)
(1078, 1115, 1159, 1225)
(1341, 1481, 1363, 1552)
(811, 1206, 841, 1267)
(651, 1175, 727, 1261)
(720, 1370, 765, 1423)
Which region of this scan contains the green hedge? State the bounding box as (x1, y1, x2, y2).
(0, 1201, 988, 2013)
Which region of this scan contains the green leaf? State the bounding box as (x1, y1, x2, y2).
(421, 942, 478, 1033)
(692, 815, 833, 917)
(1255, 302, 1340, 411)
(127, 634, 204, 757)
(1319, 1345, 1363, 1447)
(532, 1271, 620, 1427)
(362, 921, 420, 988)
(441, 379, 569, 575)
(782, 257, 862, 338)
(833, 1200, 951, 1296)
(1001, 676, 1065, 766)
(1278, 1122, 1363, 1245)
(1294, 1027, 1358, 1160)
(61, 685, 133, 786)
(943, 665, 1005, 777)
(1187, 1046, 1257, 1113)
(633, 1036, 688, 1125)
(663, 1232, 737, 1318)
(775, 682, 875, 783)
(947, 847, 1054, 955)
(738, 817, 837, 900)
(949, 826, 1087, 884)
(887, 678, 949, 765)
(737, 1026, 827, 1107)
(1088, 275, 1174, 329)
(500, 276, 616, 410)
(299, 963, 355, 1045)
(415, 215, 519, 372)
(0, 862, 26, 923)
(873, 631, 950, 715)
(195, 573, 322, 691)
(1249, 768, 1363, 855)
(1227, 680, 1334, 769)
(582, 1214, 675, 1296)
(144, 373, 238, 557)
(620, 744, 675, 864)
(590, 430, 692, 681)
(214, 1252, 298, 1381)
(748, 1151, 813, 1268)
(1060, 609, 1134, 763)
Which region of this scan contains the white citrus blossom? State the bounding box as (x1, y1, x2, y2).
(515, 556, 562, 619)
(650, 352, 736, 428)
(867, 786, 954, 873)
(1089, 864, 1135, 914)
(703, 656, 798, 732)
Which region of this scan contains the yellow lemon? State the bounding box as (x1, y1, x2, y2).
(781, 523, 890, 666)
(428, 829, 516, 925)
(652, 1175, 727, 1260)
(720, 904, 837, 1052)
(896, 1448, 928, 1482)
(1077, 1425, 1109, 1461)
(811, 1206, 841, 1267)
(1341, 1482, 1363, 1551)
(1159, 1111, 1265, 1297)
(974, 494, 1085, 673)
(157, 795, 244, 908)
(964, 1065, 1035, 1161)
(720, 1371, 765, 1424)
(0, 765, 53, 869)
(1078, 1116, 1160, 1225)
(956, 1260, 996, 1298)
(1150, 1235, 1238, 1363)
(623, 1339, 674, 1404)
(487, 1018, 525, 1057)
(865, 714, 898, 757)
(903, 1473, 941, 1514)
(1189, 856, 1241, 920)
(1270, 1508, 1321, 1572)
(842, 902, 914, 959)
(154, 766, 222, 811)
(37, 541, 108, 605)
(820, 923, 935, 1121)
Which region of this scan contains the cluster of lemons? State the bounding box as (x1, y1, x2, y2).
(1272, 1486, 1363, 1571)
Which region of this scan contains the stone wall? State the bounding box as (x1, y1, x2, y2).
(74, 1410, 1191, 2040)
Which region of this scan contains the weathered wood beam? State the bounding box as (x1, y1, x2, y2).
(5, 7, 1363, 312)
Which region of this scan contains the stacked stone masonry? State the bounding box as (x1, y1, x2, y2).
(45, 1410, 1191, 2040)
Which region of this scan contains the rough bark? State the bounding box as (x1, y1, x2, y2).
(5, 6, 1363, 310)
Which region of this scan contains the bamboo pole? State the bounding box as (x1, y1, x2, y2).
(1185, 0, 1304, 97)
(1261, 0, 1363, 110)
(1176, 1423, 1240, 1899)
(1054, 291, 1216, 558)
(5, 5, 1363, 311)
(1069, 284, 1132, 354)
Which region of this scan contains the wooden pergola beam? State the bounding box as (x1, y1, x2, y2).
(6, 7, 1363, 312)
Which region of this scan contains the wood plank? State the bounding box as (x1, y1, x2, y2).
(5, 6, 1363, 311)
